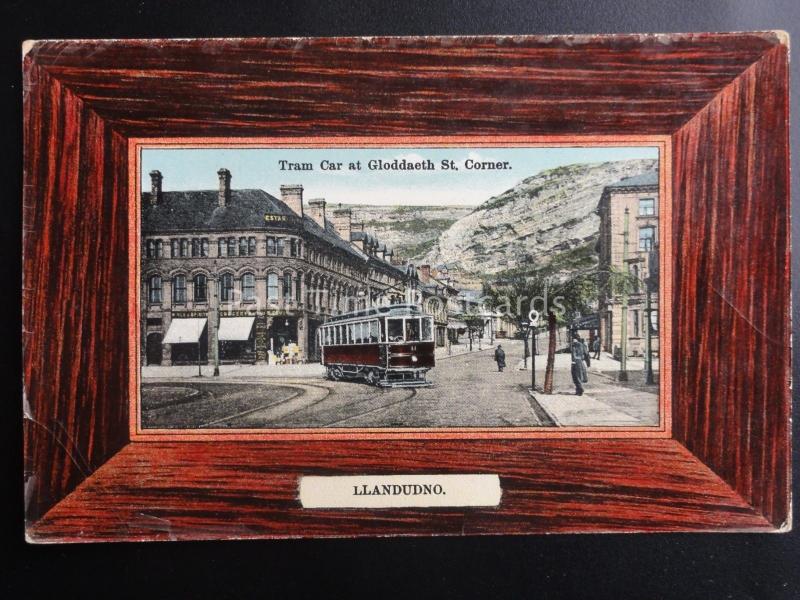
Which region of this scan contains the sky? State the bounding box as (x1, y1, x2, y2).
(141, 146, 659, 206)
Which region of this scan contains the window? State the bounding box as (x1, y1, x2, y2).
(148, 275, 162, 303)
(220, 273, 234, 302)
(631, 264, 640, 293)
(387, 318, 404, 342)
(218, 239, 227, 257)
(295, 273, 302, 303)
(267, 237, 276, 256)
(172, 275, 186, 303)
(405, 318, 421, 341)
(267, 273, 278, 301)
(639, 197, 656, 216)
(180, 239, 188, 257)
(155, 240, 164, 258)
(239, 237, 247, 256)
(146, 240, 155, 258)
(227, 238, 236, 257)
(171, 239, 179, 258)
(421, 317, 432, 341)
(242, 273, 255, 301)
(248, 237, 256, 256)
(639, 226, 656, 251)
(283, 272, 292, 302)
(193, 274, 207, 302)
(632, 310, 640, 337)
(369, 321, 379, 343)
(276, 238, 285, 256)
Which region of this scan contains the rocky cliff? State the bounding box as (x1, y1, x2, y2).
(340, 204, 473, 261)
(422, 159, 658, 278)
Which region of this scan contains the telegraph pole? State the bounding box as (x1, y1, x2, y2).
(619, 207, 629, 382)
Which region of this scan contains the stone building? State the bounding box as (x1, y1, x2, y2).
(417, 264, 460, 347)
(596, 170, 660, 358)
(141, 169, 413, 366)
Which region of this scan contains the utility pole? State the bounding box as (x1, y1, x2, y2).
(212, 285, 220, 377)
(619, 207, 629, 382)
(531, 325, 537, 390)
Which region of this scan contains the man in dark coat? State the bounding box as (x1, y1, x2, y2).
(592, 337, 601, 360)
(494, 344, 506, 372)
(570, 333, 588, 395)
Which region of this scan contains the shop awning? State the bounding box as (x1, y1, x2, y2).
(447, 320, 467, 330)
(162, 318, 207, 344)
(218, 316, 255, 341)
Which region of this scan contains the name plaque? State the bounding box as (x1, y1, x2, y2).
(299, 474, 502, 509)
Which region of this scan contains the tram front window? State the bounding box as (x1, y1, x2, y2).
(387, 318, 404, 342)
(405, 318, 421, 341)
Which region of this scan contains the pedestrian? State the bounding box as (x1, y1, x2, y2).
(570, 333, 588, 396)
(494, 344, 506, 372)
(592, 337, 601, 360)
(581, 336, 591, 368)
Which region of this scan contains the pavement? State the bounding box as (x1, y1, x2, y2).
(139, 340, 659, 428)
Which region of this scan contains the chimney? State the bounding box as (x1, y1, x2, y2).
(149, 170, 163, 205)
(307, 198, 326, 228)
(420, 264, 431, 281)
(331, 207, 352, 242)
(217, 168, 232, 207)
(280, 184, 304, 217)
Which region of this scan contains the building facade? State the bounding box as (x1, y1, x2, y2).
(141, 169, 414, 366)
(596, 171, 660, 358)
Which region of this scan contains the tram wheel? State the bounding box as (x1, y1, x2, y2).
(365, 369, 378, 386)
(328, 366, 342, 381)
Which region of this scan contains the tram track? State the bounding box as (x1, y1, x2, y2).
(322, 388, 418, 427)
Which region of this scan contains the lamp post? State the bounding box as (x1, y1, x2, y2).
(619, 207, 630, 382)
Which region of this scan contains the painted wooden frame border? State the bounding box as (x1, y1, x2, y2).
(22, 33, 791, 541)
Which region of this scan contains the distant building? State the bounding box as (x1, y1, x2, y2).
(417, 264, 460, 347)
(596, 171, 659, 358)
(140, 169, 414, 366)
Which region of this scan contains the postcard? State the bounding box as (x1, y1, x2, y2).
(22, 34, 790, 541)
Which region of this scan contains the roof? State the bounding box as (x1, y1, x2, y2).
(142, 189, 296, 233)
(303, 215, 368, 261)
(142, 188, 369, 261)
(605, 170, 659, 190)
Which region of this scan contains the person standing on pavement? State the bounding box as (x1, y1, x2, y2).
(592, 337, 601, 360)
(570, 333, 588, 396)
(494, 344, 506, 372)
(581, 336, 591, 367)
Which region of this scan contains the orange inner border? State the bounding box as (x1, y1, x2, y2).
(128, 135, 673, 441)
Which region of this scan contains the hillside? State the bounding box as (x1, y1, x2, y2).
(340, 204, 473, 261)
(422, 159, 658, 278)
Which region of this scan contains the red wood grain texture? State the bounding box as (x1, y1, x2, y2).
(26, 34, 777, 137)
(23, 62, 130, 523)
(671, 44, 791, 528)
(27, 440, 772, 542)
(21, 34, 790, 538)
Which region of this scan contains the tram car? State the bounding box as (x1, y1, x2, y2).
(318, 304, 435, 387)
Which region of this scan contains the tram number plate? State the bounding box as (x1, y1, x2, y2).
(299, 474, 501, 508)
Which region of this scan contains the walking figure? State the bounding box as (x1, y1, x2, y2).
(494, 344, 506, 372)
(582, 336, 591, 368)
(592, 337, 601, 360)
(570, 333, 588, 396)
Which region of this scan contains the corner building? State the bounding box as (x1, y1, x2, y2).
(596, 170, 660, 359)
(141, 169, 415, 366)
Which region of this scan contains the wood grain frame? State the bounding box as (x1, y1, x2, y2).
(22, 33, 791, 541)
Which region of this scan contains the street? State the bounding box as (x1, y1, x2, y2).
(141, 340, 659, 429)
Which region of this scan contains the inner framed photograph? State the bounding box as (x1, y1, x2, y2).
(131, 137, 671, 438)
(23, 33, 790, 541)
